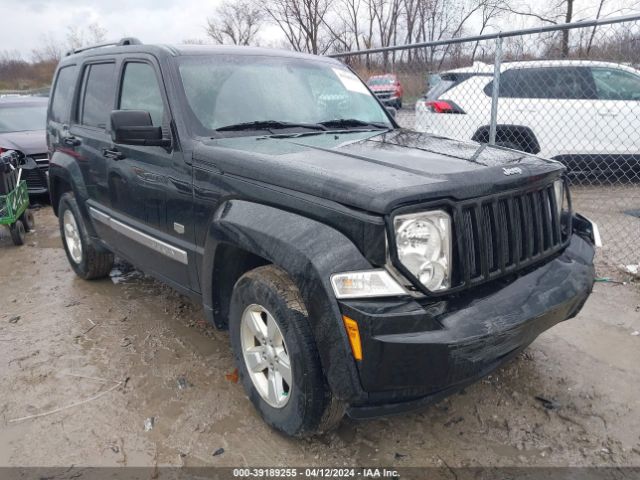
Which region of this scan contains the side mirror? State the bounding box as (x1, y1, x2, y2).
(386, 106, 397, 118)
(110, 110, 170, 147)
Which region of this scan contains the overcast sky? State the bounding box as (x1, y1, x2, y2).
(1, 0, 233, 58)
(2, 0, 638, 59)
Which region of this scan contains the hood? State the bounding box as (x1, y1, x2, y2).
(197, 130, 564, 214)
(0, 130, 47, 156)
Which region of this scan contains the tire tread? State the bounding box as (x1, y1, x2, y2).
(59, 192, 114, 280)
(234, 265, 344, 436)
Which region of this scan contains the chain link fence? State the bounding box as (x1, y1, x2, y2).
(332, 14, 640, 276)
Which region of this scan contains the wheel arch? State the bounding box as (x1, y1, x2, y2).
(48, 150, 89, 216)
(472, 124, 541, 154)
(201, 199, 372, 402)
(48, 151, 101, 242)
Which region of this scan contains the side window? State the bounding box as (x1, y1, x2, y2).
(80, 63, 116, 129)
(485, 70, 530, 97)
(592, 68, 640, 101)
(119, 62, 165, 126)
(491, 68, 591, 100)
(50, 65, 78, 123)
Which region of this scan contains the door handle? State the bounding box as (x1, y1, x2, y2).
(62, 136, 81, 147)
(102, 148, 125, 160)
(598, 110, 618, 117)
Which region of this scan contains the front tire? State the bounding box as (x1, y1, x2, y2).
(58, 192, 114, 280)
(229, 265, 344, 436)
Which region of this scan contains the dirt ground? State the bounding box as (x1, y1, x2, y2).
(1, 208, 639, 469)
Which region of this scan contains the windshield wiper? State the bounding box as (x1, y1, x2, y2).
(216, 120, 326, 132)
(319, 119, 389, 130)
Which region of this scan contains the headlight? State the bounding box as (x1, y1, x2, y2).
(394, 210, 452, 291)
(330, 270, 406, 299)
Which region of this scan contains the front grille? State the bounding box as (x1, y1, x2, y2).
(374, 91, 394, 99)
(24, 168, 47, 190)
(30, 153, 49, 170)
(452, 181, 570, 288)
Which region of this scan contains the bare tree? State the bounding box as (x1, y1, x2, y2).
(496, 0, 575, 57)
(471, 0, 509, 61)
(263, 0, 334, 54)
(337, 0, 364, 51)
(66, 22, 108, 51)
(366, 0, 404, 67)
(206, 0, 263, 45)
(183, 38, 208, 45)
(31, 33, 63, 63)
(586, 0, 606, 55)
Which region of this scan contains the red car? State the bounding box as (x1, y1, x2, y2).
(366, 74, 403, 108)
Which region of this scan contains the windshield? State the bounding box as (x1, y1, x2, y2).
(367, 76, 395, 86)
(177, 55, 392, 135)
(0, 104, 47, 133)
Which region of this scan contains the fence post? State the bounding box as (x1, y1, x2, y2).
(489, 35, 503, 145)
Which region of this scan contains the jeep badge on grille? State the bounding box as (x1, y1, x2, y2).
(502, 166, 523, 176)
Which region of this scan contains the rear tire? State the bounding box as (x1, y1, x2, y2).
(20, 209, 34, 232)
(229, 265, 344, 436)
(58, 192, 114, 280)
(10, 220, 26, 246)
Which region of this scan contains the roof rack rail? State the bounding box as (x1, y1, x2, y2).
(65, 37, 143, 57)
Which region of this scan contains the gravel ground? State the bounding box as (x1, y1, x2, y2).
(0, 208, 639, 469)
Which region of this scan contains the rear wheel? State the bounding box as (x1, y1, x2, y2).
(10, 220, 26, 246)
(229, 265, 344, 436)
(20, 209, 34, 232)
(58, 193, 114, 280)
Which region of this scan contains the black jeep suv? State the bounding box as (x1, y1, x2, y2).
(47, 38, 598, 437)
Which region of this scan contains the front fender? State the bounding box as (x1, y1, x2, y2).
(202, 200, 373, 402)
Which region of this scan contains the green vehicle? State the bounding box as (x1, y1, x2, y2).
(0, 151, 34, 245)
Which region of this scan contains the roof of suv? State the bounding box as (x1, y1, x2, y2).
(443, 59, 639, 75)
(60, 40, 341, 65)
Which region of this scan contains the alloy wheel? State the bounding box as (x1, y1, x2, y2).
(63, 209, 83, 264)
(240, 304, 292, 408)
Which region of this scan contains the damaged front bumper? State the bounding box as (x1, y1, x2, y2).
(339, 234, 595, 419)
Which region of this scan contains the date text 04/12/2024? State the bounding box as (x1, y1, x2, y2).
(232, 468, 400, 478)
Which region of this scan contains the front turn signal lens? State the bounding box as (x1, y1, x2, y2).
(330, 269, 406, 299)
(342, 315, 363, 361)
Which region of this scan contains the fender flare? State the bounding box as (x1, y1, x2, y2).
(201, 199, 373, 402)
(48, 150, 99, 238)
(472, 124, 541, 154)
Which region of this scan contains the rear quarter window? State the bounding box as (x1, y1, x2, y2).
(426, 73, 488, 99)
(50, 65, 78, 123)
(485, 67, 594, 99)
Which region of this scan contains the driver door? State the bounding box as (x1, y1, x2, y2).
(102, 57, 195, 290)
